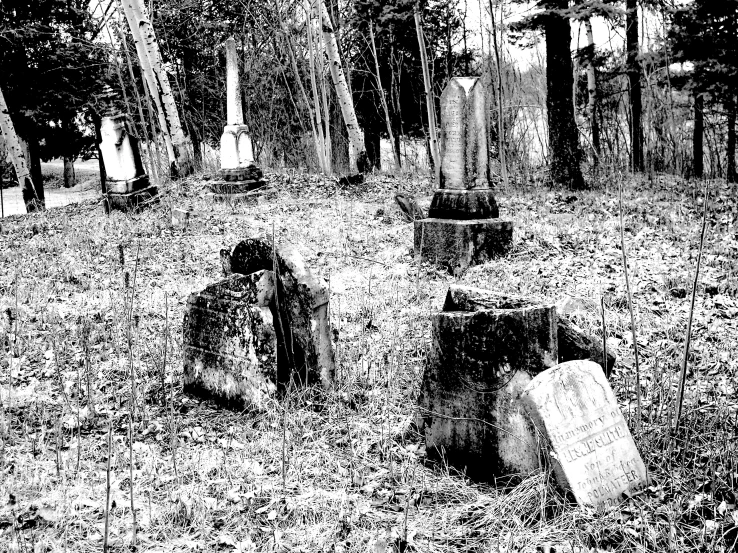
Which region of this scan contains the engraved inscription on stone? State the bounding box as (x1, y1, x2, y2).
(522, 360, 648, 509)
(440, 80, 466, 189)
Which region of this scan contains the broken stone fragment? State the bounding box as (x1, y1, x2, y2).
(183, 271, 278, 409)
(418, 287, 557, 482)
(521, 360, 648, 510)
(226, 238, 334, 389)
(445, 284, 616, 374)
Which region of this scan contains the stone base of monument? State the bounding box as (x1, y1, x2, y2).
(522, 360, 648, 510)
(207, 166, 267, 199)
(414, 218, 513, 271)
(428, 188, 499, 219)
(183, 271, 278, 409)
(105, 184, 159, 212)
(418, 288, 557, 482)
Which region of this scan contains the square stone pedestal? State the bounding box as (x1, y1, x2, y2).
(106, 184, 158, 212)
(207, 166, 266, 199)
(414, 218, 513, 271)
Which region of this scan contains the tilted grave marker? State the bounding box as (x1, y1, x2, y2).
(522, 360, 648, 509)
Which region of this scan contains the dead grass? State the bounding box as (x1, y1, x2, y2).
(0, 171, 737, 552)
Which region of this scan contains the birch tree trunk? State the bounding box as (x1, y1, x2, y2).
(305, 2, 328, 173)
(0, 85, 43, 212)
(319, 0, 365, 173)
(369, 22, 401, 171)
(119, 0, 176, 170)
(314, 1, 333, 173)
(414, 5, 440, 176)
(489, 1, 508, 187)
(585, 18, 600, 166)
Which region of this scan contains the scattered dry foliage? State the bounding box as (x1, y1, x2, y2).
(0, 171, 737, 552)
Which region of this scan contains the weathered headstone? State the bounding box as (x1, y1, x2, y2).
(418, 286, 557, 481)
(522, 360, 648, 509)
(210, 37, 266, 199)
(100, 114, 158, 211)
(171, 207, 190, 229)
(414, 77, 512, 271)
(184, 239, 334, 408)
(183, 271, 277, 409)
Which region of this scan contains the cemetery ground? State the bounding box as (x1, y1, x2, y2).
(0, 171, 737, 552)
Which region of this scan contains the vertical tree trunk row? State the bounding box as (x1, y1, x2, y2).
(585, 18, 600, 166)
(626, 0, 643, 172)
(693, 92, 704, 178)
(414, 6, 440, 177)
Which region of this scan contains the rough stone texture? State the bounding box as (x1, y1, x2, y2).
(171, 207, 190, 229)
(220, 124, 255, 171)
(414, 218, 513, 271)
(446, 285, 616, 375)
(106, 185, 159, 212)
(395, 194, 425, 222)
(428, 188, 499, 219)
(439, 77, 488, 189)
(183, 271, 278, 409)
(522, 360, 648, 509)
(225, 238, 334, 388)
(418, 289, 557, 482)
(558, 317, 616, 376)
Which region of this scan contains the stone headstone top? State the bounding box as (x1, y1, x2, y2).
(522, 360, 648, 509)
(439, 77, 488, 189)
(100, 115, 146, 183)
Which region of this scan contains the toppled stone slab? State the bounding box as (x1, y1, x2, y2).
(183, 271, 277, 409)
(224, 238, 334, 389)
(418, 286, 557, 482)
(522, 360, 648, 509)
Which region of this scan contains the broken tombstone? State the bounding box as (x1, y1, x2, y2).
(418, 286, 557, 482)
(184, 238, 334, 408)
(521, 360, 648, 509)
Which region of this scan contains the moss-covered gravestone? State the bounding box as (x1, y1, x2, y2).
(414, 77, 512, 272)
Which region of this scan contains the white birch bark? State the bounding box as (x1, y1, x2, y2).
(0, 85, 39, 210)
(315, 1, 333, 173)
(319, 0, 365, 172)
(305, 1, 328, 173)
(119, 0, 176, 169)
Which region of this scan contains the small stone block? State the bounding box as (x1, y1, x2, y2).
(106, 175, 151, 195)
(183, 271, 278, 409)
(106, 185, 159, 212)
(414, 218, 513, 271)
(208, 179, 266, 195)
(172, 208, 190, 229)
(521, 360, 648, 509)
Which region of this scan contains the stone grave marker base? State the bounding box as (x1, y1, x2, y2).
(428, 189, 499, 219)
(106, 184, 159, 212)
(414, 218, 513, 271)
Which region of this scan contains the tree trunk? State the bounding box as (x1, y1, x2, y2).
(693, 92, 704, 178)
(63, 157, 76, 188)
(727, 95, 736, 183)
(364, 127, 381, 171)
(0, 85, 44, 212)
(489, 1, 508, 187)
(626, 0, 643, 172)
(129, 0, 192, 176)
(543, 0, 585, 189)
(585, 18, 600, 165)
(414, 5, 440, 177)
(319, 0, 365, 173)
(369, 21, 401, 171)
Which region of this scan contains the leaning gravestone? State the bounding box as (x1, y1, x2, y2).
(184, 238, 333, 408)
(208, 37, 266, 199)
(414, 77, 512, 272)
(418, 286, 557, 481)
(99, 114, 158, 211)
(522, 360, 648, 509)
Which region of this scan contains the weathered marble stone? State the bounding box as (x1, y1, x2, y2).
(439, 77, 488, 189)
(225, 238, 334, 388)
(171, 207, 190, 229)
(214, 37, 264, 193)
(414, 218, 513, 271)
(183, 271, 278, 409)
(414, 77, 512, 271)
(418, 286, 557, 482)
(522, 360, 648, 509)
(100, 114, 158, 210)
